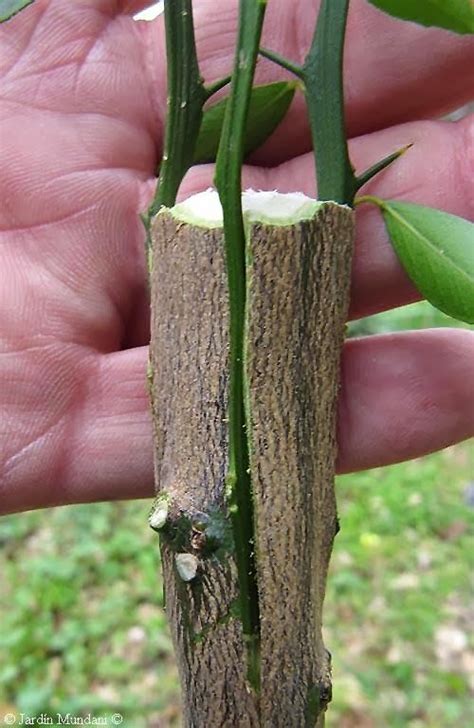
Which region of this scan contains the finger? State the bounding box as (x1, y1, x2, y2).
(3, 327, 473, 514)
(142, 0, 474, 164)
(176, 114, 473, 321)
(68, 347, 153, 506)
(1, 0, 157, 351)
(337, 329, 474, 473)
(0, 347, 153, 515)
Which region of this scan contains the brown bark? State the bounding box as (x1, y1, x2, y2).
(149, 203, 354, 727)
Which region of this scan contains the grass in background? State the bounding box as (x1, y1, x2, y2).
(327, 444, 473, 728)
(348, 299, 470, 337)
(1, 301, 472, 726)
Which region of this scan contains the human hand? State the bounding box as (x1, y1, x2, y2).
(1, 0, 473, 514)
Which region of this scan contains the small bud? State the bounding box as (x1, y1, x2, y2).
(149, 496, 169, 531)
(175, 553, 199, 582)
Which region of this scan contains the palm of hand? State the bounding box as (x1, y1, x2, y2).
(1, 0, 473, 513)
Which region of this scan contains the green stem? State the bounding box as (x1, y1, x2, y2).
(214, 0, 267, 690)
(354, 194, 386, 209)
(303, 0, 356, 205)
(205, 74, 233, 99)
(259, 46, 304, 78)
(145, 0, 205, 227)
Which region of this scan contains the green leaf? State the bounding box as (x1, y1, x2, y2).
(367, 0, 474, 35)
(194, 81, 296, 164)
(380, 200, 474, 324)
(0, 0, 35, 23)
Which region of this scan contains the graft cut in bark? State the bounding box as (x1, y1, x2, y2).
(149, 191, 354, 726)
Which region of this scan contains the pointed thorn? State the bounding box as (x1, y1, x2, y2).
(355, 143, 413, 191)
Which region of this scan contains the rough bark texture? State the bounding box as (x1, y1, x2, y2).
(150, 204, 354, 727)
(246, 205, 354, 724)
(149, 213, 260, 725)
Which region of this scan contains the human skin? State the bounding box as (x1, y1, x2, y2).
(1, 0, 473, 514)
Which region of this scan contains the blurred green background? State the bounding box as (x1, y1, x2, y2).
(1, 301, 472, 727)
